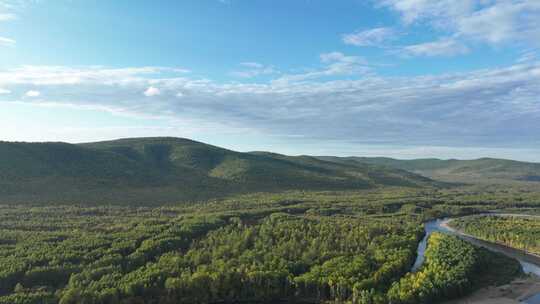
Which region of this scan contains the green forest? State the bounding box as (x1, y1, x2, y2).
(387, 232, 522, 303)
(0, 187, 535, 304)
(4, 138, 540, 206)
(450, 215, 540, 255)
(2, 0, 540, 299)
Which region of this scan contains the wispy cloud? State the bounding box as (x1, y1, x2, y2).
(342, 27, 396, 47)
(0, 88, 10, 94)
(0, 1, 26, 48)
(0, 36, 15, 47)
(380, 0, 540, 47)
(401, 37, 470, 57)
(0, 66, 188, 85)
(274, 52, 370, 84)
(517, 50, 538, 63)
(231, 62, 278, 78)
(1, 62, 539, 150)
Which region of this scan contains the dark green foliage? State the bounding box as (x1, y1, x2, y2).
(0, 207, 228, 303)
(0, 136, 537, 304)
(0, 137, 436, 205)
(0, 291, 56, 304)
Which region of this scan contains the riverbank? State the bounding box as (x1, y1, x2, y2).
(437, 215, 540, 303)
(441, 218, 540, 260)
(442, 276, 540, 304)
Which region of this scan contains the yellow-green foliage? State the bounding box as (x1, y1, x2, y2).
(0, 187, 531, 303)
(388, 233, 479, 303)
(452, 215, 540, 255)
(387, 232, 522, 304)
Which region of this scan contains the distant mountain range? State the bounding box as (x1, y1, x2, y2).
(1, 137, 537, 205)
(317, 156, 540, 184)
(0, 137, 434, 205)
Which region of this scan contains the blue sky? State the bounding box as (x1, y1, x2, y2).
(0, 0, 539, 161)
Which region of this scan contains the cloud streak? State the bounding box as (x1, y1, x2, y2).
(342, 27, 396, 47)
(0, 1, 19, 47)
(401, 37, 470, 57)
(273, 52, 371, 84)
(0, 36, 15, 47)
(230, 62, 278, 78)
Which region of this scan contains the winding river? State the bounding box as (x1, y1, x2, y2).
(412, 214, 540, 304)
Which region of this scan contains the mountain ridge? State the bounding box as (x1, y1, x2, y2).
(0, 137, 436, 205)
(316, 156, 540, 183)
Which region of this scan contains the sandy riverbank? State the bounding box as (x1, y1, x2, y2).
(442, 276, 540, 304)
(439, 216, 540, 303)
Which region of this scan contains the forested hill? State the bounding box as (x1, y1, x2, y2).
(317, 156, 540, 184)
(0, 137, 435, 205)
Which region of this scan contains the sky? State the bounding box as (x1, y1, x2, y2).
(0, 0, 539, 161)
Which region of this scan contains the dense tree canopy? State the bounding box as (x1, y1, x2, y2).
(0, 187, 535, 303)
(451, 215, 540, 255)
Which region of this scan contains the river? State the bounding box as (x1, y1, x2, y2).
(412, 215, 540, 304)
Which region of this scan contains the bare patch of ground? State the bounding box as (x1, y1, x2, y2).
(443, 276, 540, 304)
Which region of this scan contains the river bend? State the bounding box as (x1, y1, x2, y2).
(412, 214, 540, 304)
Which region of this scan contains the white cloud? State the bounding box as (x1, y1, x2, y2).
(380, 0, 540, 46)
(379, 0, 474, 25)
(455, 1, 540, 44)
(342, 27, 396, 47)
(0, 63, 539, 151)
(143, 86, 161, 97)
(24, 90, 40, 97)
(401, 37, 470, 57)
(0, 66, 187, 85)
(0, 36, 15, 47)
(0, 88, 10, 94)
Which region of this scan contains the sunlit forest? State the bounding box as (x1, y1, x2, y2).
(0, 187, 535, 304)
(451, 215, 540, 255)
(3, 0, 540, 302)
